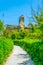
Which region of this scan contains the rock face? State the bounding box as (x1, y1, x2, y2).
(4, 45, 34, 65)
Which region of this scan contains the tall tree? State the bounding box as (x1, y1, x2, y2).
(0, 20, 4, 35)
(34, 10, 43, 39)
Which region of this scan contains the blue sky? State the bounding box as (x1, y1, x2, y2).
(0, 0, 42, 26)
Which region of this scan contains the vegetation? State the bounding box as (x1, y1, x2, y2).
(0, 20, 4, 31)
(0, 37, 14, 65)
(0, 20, 4, 36)
(34, 10, 43, 40)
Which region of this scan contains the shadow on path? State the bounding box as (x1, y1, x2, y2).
(4, 45, 34, 65)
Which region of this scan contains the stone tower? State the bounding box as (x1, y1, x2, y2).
(19, 15, 24, 29)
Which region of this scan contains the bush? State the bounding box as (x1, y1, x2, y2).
(0, 37, 14, 65)
(14, 39, 43, 65)
(19, 30, 25, 39)
(11, 34, 16, 39)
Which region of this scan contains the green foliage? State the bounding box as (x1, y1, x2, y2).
(28, 23, 35, 32)
(11, 30, 25, 39)
(0, 20, 4, 36)
(19, 29, 25, 39)
(3, 29, 12, 38)
(34, 10, 43, 41)
(0, 20, 4, 31)
(11, 30, 20, 39)
(34, 10, 43, 29)
(0, 37, 14, 65)
(11, 33, 16, 39)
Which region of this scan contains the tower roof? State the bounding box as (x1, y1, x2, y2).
(20, 15, 24, 18)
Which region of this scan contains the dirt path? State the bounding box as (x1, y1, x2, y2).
(4, 45, 34, 65)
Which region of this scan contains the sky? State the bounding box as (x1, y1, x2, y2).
(0, 0, 42, 26)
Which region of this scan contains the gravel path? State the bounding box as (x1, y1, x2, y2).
(4, 45, 34, 65)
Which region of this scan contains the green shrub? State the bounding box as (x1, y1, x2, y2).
(19, 30, 25, 39)
(0, 37, 14, 65)
(11, 34, 16, 39)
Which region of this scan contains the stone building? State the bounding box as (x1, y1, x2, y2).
(19, 15, 24, 29)
(6, 15, 33, 31)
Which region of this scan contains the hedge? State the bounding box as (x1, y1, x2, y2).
(14, 39, 43, 65)
(0, 38, 14, 65)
